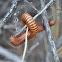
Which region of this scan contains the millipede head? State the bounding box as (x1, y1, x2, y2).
(10, 13, 56, 46)
(49, 20, 56, 26)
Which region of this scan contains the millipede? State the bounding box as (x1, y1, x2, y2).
(10, 13, 56, 46)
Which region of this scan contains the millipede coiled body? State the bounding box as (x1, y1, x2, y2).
(10, 13, 56, 46)
(10, 13, 38, 46)
(21, 13, 38, 37)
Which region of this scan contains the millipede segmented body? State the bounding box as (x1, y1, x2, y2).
(10, 13, 38, 46)
(10, 13, 56, 46)
(21, 13, 38, 37)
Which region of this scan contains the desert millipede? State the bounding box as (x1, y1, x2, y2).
(10, 13, 38, 46)
(10, 13, 55, 46)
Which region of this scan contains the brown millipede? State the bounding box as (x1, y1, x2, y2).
(10, 13, 38, 46)
(10, 13, 56, 46)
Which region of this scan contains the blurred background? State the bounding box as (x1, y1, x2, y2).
(0, 0, 62, 62)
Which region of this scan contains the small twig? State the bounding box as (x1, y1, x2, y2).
(40, 0, 60, 62)
(27, 42, 39, 54)
(0, 46, 25, 62)
(0, 0, 19, 28)
(25, 33, 45, 59)
(33, 0, 55, 19)
(22, 27, 28, 60)
(15, 25, 27, 36)
(16, 0, 54, 36)
(25, 0, 39, 12)
(25, 42, 39, 59)
(46, 35, 62, 62)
